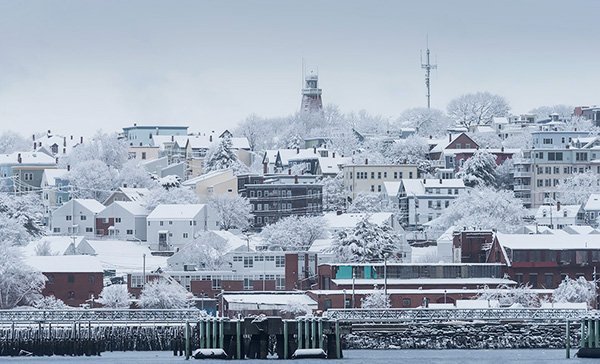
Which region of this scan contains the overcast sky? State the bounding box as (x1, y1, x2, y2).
(0, 0, 598, 137)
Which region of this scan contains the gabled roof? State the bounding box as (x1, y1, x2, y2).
(147, 204, 206, 220)
(78, 240, 166, 273)
(112, 201, 149, 216)
(429, 133, 478, 153)
(323, 212, 394, 230)
(20, 236, 84, 257)
(42, 168, 69, 186)
(0, 152, 57, 165)
(74, 199, 105, 214)
(400, 179, 465, 195)
(316, 156, 351, 175)
(585, 194, 600, 211)
(182, 168, 234, 186)
(382, 181, 402, 197)
(535, 204, 582, 219)
(25, 255, 104, 273)
(119, 187, 150, 202)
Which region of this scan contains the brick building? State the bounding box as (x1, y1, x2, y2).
(25, 255, 104, 307)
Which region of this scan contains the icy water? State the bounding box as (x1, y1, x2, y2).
(0, 349, 592, 363)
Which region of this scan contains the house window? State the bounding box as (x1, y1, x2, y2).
(67, 274, 75, 283)
(212, 279, 221, 289)
(169, 221, 173, 225)
(409, 172, 413, 178)
(276, 277, 285, 290)
(131, 275, 143, 288)
(141, 152, 147, 160)
(183, 233, 189, 238)
(115, 217, 121, 223)
(66, 215, 72, 221)
(544, 274, 553, 288)
(53, 227, 61, 233)
(89, 275, 96, 284)
(243, 257, 254, 268)
(86, 227, 93, 233)
(275, 256, 285, 268)
(160, 221, 164, 226)
(371, 172, 375, 179)
(68, 291, 75, 300)
(243, 278, 252, 290)
(126, 229, 133, 235)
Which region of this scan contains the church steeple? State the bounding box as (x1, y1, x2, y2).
(300, 67, 323, 114)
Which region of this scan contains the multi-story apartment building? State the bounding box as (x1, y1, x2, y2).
(395, 178, 466, 229)
(241, 175, 323, 228)
(342, 162, 419, 203)
(0, 152, 57, 194)
(513, 131, 593, 208)
(122, 124, 189, 147)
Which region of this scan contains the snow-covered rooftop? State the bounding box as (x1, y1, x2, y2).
(382, 181, 401, 197)
(308, 238, 334, 253)
(401, 178, 465, 195)
(20, 236, 84, 257)
(0, 152, 56, 165)
(585, 194, 600, 211)
(118, 187, 150, 202)
(42, 168, 69, 186)
(147, 204, 206, 220)
(496, 232, 600, 250)
(111, 201, 149, 216)
(182, 169, 234, 186)
(317, 156, 351, 174)
(562, 225, 600, 235)
(25, 255, 104, 273)
(74, 199, 105, 213)
(78, 240, 167, 273)
(535, 204, 581, 219)
(223, 293, 317, 308)
(331, 278, 515, 286)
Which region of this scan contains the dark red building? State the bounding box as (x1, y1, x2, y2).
(25, 255, 104, 307)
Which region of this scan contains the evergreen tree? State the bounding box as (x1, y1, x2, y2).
(204, 135, 244, 173)
(457, 149, 497, 187)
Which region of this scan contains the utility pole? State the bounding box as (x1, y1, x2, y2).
(421, 36, 437, 109)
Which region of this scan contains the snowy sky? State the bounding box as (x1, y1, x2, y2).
(0, 0, 599, 137)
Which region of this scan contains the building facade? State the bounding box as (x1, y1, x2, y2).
(342, 163, 419, 203)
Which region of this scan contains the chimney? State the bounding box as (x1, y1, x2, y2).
(448, 133, 452, 142)
(288, 168, 292, 175)
(67, 164, 71, 172)
(209, 135, 213, 142)
(294, 175, 298, 184)
(32, 134, 35, 141)
(333, 152, 336, 158)
(556, 201, 561, 211)
(429, 135, 432, 139)
(63, 137, 66, 147)
(33, 142, 36, 150)
(313, 147, 317, 154)
(47, 129, 51, 136)
(365, 158, 368, 165)
(133, 123, 137, 126)
(171, 135, 174, 142)
(296, 147, 300, 154)
(17, 153, 22, 163)
(80, 136, 83, 144)
(70, 135, 73, 140)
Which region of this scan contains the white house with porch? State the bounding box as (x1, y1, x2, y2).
(96, 201, 149, 241)
(50, 199, 104, 237)
(146, 204, 215, 251)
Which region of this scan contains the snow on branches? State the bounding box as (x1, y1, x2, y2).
(434, 186, 527, 233)
(0, 243, 47, 309)
(179, 232, 228, 270)
(143, 187, 199, 211)
(361, 287, 391, 309)
(328, 217, 408, 263)
(552, 276, 596, 306)
(98, 284, 132, 308)
(320, 174, 345, 212)
(208, 194, 251, 231)
(138, 279, 192, 309)
(0, 192, 44, 244)
(477, 284, 539, 308)
(457, 149, 497, 188)
(260, 215, 325, 251)
(557, 171, 600, 205)
(204, 135, 247, 174)
(447, 92, 510, 128)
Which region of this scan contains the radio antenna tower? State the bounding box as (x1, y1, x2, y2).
(421, 36, 437, 109)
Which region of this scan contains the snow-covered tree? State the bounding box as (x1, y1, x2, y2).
(434, 187, 527, 233)
(447, 92, 510, 128)
(180, 232, 228, 270)
(260, 216, 325, 251)
(208, 194, 251, 231)
(329, 218, 407, 263)
(144, 187, 199, 211)
(495, 158, 514, 190)
(138, 279, 192, 309)
(553, 276, 596, 306)
(69, 159, 119, 201)
(361, 287, 391, 309)
(348, 192, 387, 213)
(477, 284, 539, 308)
(158, 175, 181, 189)
(0, 131, 31, 154)
(98, 284, 132, 308)
(0, 193, 44, 237)
(385, 136, 430, 166)
(396, 108, 452, 137)
(34, 240, 57, 256)
(470, 132, 503, 148)
(0, 214, 32, 246)
(557, 171, 600, 205)
(60, 131, 128, 170)
(33, 295, 69, 310)
(204, 135, 246, 174)
(0, 243, 47, 309)
(320, 174, 346, 212)
(281, 301, 313, 317)
(529, 105, 574, 120)
(119, 160, 157, 189)
(457, 150, 498, 187)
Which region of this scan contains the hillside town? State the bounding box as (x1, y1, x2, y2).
(1, 71, 600, 318)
